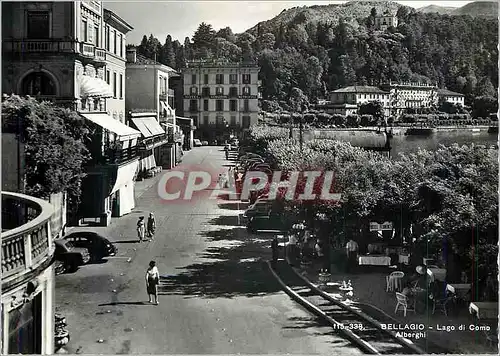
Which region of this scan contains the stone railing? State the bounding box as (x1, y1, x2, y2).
(1, 192, 54, 281)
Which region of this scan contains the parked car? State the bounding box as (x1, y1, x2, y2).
(54, 259, 67, 275)
(247, 213, 288, 233)
(64, 231, 117, 262)
(193, 139, 202, 146)
(243, 200, 274, 218)
(201, 140, 209, 146)
(54, 240, 91, 272)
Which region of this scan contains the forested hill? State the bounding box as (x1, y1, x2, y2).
(132, 1, 498, 107)
(451, 1, 498, 18)
(245, 1, 406, 37)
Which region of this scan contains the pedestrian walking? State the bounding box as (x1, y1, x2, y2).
(145, 260, 160, 305)
(271, 236, 279, 268)
(224, 146, 229, 160)
(315, 240, 325, 273)
(137, 216, 146, 242)
(346, 239, 359, 273)
(147, 213, 156, 239)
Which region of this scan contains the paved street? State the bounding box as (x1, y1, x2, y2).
(55, 147, 362, 354)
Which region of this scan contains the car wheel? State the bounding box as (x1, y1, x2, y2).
(68, 261, 78, 272)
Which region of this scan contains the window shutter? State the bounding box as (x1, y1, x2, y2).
(87, 19, 94, 43)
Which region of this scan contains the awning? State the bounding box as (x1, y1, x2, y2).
(80, 113, 141, 141)
(80, 76, 113, 98)
(110, 159, 139, 195)
(138, 154, 156, 172)
(160, 101, 175, 117)
(130, 117, 165, 138)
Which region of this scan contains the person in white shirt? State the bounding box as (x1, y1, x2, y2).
(346, 239, 359, 272)
(145, 260, 160, 305)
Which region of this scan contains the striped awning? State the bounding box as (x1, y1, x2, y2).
(80, 76, 113, 98)
(160, 101, 175, 117)
(138, 154, 156, 172)
(130, 117, 165, 138)
(80, 113, 140, 141)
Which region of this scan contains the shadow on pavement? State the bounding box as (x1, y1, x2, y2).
(112, 240, 140, 244)
(207, 215, 243, 226)
(217, 203, 247, 211)
(98, 301, 152, 306)
(158, 226, 299, 298)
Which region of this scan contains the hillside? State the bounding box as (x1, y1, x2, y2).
(246, 1, 407, 36)
(451, 1, 498, 18)
(417, 5, 456, 15)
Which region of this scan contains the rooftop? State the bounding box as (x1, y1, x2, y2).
(103, 8, 133, 33)
(184, 59, 259, 69)
(330, 86, 390, 94)
(437, 88, 465, 97)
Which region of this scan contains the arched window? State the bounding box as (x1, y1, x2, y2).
(21, 72, 56, 96)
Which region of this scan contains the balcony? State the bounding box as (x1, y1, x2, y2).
(3, 39, 106, 62)
(102, 146, 138, 165)
(1, 192, 54, 281)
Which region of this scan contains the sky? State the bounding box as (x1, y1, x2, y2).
(103, 1, 477, 45)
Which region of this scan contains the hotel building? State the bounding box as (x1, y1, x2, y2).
(182, 60, 260, 141)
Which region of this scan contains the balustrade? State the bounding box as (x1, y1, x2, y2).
(1, 192, 54, 280)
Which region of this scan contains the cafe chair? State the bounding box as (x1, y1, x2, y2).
(386, 271, 405, 292)
(432, 294, 453, 316)
(395, 292, 416, 317)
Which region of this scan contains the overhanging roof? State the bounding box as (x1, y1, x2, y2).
(80, 113, 140, 141)
(130, 117, 165, 138)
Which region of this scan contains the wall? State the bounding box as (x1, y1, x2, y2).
(105, 54, 126, 123)
(2, 2, 75, 39)
(125, 66, 156, 111)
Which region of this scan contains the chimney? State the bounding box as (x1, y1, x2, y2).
(126, 48, 137, 63)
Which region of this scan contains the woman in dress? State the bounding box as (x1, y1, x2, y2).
(145, 260, 160, 305)
(137, 216, 145, 242)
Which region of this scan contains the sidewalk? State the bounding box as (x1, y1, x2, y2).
(285, 257, 497, 354)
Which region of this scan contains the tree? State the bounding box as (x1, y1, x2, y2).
(213, 37, 241, 61)
(192, 22, 216, 55)
(162, 35, 176, 68)
(475, 76, 496, 98)
(216, 27, 236, 43)
(288, 87, 309, 113)
(359, 101, 385, 123)
(471, 96, 498, 118)
(184, 37, 193, 61)
(2, 95, 91, 211)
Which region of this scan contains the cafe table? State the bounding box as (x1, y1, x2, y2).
(398, 254, 410, 265)
(469, 302, 499, 320)
(358, 255, 391, 266)
(427, 267, 446, 282)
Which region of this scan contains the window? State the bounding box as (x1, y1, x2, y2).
(204, 74, 209, 84)
(202, 87, 210, 97)
(244, 99, 249, 112)
(216, 100, 224, 111)
(230, 100, 237, 112)
(191, 74, 197, 85)
(216, 116, 225, 126)
(113, 72, 117, 98)
(119, 34, 123, 57)
(106, 70, 110, 84)
(229, 74, 237, 84)
(242, 74, 250, 84)
(21, 72, 56, 96)
(216, 87, 224, 95)
(190, 87, 198, 95)
(216, 74, 224, 84)
(27, 11, 50, 39)
(189, 99, 198, 111)
(87, 19, 94, 44)
(81, 19, 88, 42)
(94, 24, 99, 46)
(229, 87, 237, 97)
(119, 74, 123, 99)
(243, 87, 250, 95)
(105, 25, 110, 50)
(242, 116, 251, 128)
(113, 30, 117, 55)
(8, 294, 42, 354)
(110, 29, 115, 53)
(230, 115, 236, 125)
(203, 115, 209, 125)
(203, 99, 209, 111)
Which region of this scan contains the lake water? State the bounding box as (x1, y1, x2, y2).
(390, 131, 498, 159)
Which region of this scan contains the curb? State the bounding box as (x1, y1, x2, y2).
(285, 257, 426, 355)
(267, 261, 380, 354)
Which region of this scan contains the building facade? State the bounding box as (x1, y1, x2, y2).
(327, 86, 391, 116)
(125, 48, 187, 171)
(2, 1, 141, 226)
(381, 82, 438, 116)
(1, 192, 56, 355)
(437, 88, 465, 107)
(182, 60, 260, 142)
(375, 11, 398, 31)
